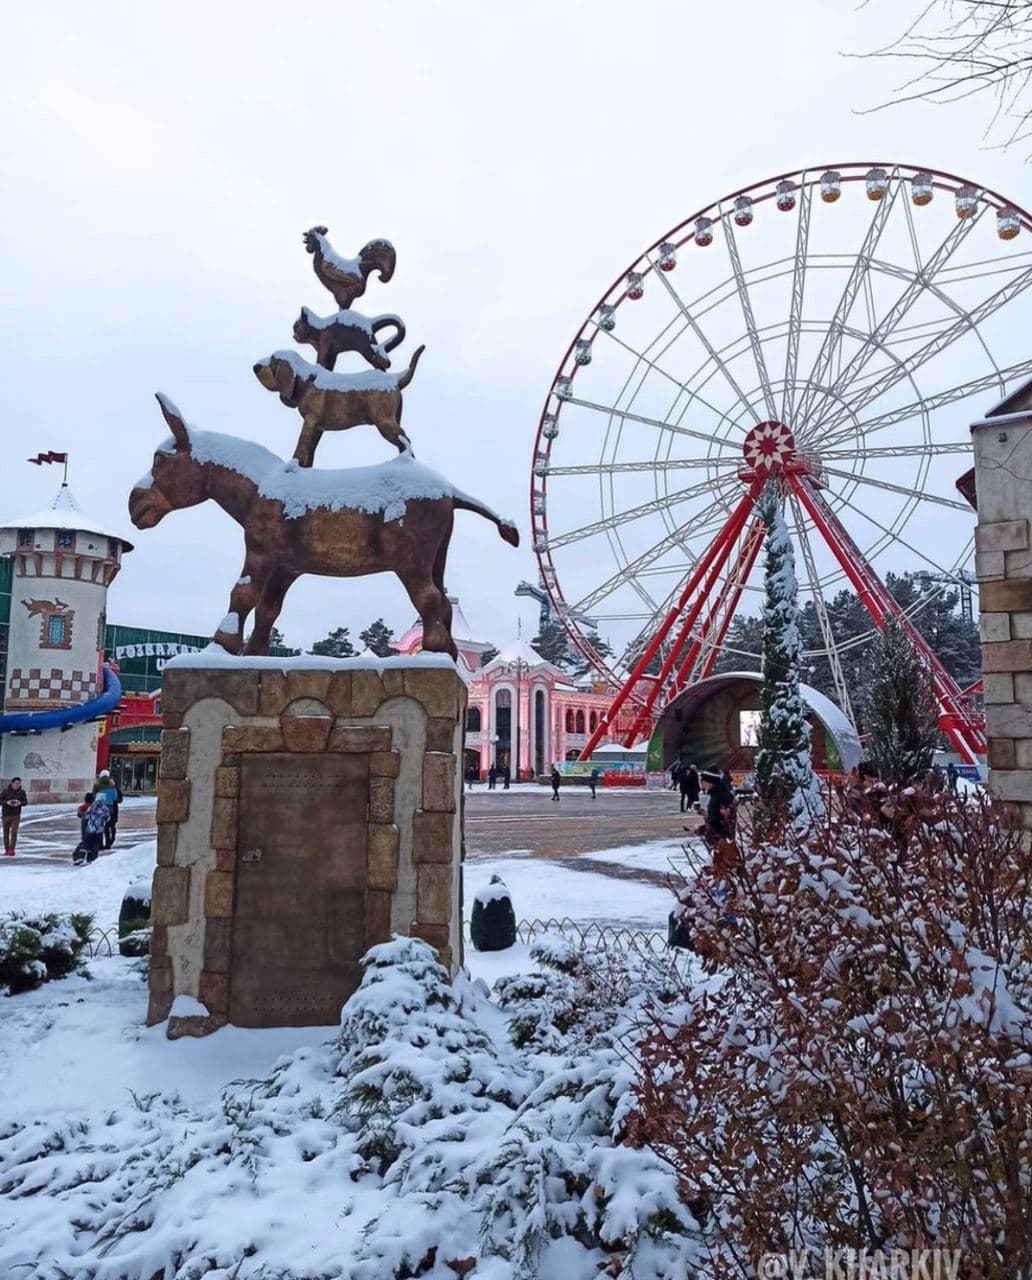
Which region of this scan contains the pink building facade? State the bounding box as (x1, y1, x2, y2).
(394, 601, 625, 780)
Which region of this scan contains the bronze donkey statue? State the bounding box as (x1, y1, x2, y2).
(128, 395, 519, 657)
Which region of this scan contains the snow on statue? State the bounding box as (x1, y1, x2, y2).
(127, 226, 519, 657)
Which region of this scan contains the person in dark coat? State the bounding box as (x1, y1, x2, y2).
(488, 764, 497, 791)
(696, 769, 736, 845)
(502, 765, 511, 790)
(946, 761, 958, 795)
(588, 766, 600, 799)
(550, 766, 561, 802)
(679, 763, 700, 814)
(1, 777, 28, 855)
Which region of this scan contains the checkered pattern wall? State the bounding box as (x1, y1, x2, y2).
(6, 667, 95, 706)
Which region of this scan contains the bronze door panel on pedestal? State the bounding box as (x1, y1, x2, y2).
(231, 752, 368, 1027)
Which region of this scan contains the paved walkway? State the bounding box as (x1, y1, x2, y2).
(2, 786, 696, 886)
(4, 798, 157, 866)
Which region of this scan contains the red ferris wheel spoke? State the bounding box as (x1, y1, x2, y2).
(578, 481, 763, 759)
(672, 518, 766, 691)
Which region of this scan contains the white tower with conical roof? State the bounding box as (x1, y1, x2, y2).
(0, 483, 133, 803)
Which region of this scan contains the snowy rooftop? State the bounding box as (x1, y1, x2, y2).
(482, 638, 560, 673)
(2, 484, 135, 549)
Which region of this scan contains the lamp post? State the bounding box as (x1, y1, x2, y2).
(504, 657, 530, 781)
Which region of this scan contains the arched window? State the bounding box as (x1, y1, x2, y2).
(466, 706, 481, 733)
(589, 710, 598, 732)
(575, 709, 585, 735)
(565, 709, 575, 733)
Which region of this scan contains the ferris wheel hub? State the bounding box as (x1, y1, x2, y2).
(741, 420, 797, 474)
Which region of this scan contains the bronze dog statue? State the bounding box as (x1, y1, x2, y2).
(292, 306, 405, 372)
(128, 395, 519, 657)
(253, 346, 424, 467)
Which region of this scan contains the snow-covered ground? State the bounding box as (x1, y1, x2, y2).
(0, 830, 677, 1116)
(464, 856, 671, 929)
(0, 824, 692, 1279)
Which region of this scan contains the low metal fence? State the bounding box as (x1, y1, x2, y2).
(464, 915, 669, 956)
(85, 926, 119, 958)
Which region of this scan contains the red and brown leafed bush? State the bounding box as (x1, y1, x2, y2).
(630, 797, 1032, 1277)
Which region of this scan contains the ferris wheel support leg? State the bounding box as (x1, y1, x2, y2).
(621, 514, 750, 746)
(673, 517, 767, 691)
(785, 473, 985, 767)
(578, 483, 763, 761)
(618, 483, 765, 747)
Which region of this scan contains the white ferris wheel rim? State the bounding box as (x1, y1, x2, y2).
(530, 162, 1032, 694)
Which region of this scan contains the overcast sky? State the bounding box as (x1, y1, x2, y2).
(2, 1, 1027, 652)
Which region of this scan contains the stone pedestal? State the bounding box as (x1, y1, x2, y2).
(146, 657, 465, 1033)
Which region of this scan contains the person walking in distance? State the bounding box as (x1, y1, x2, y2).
(502, 765, 511, 791)
(95, 769, 123, 849)
(1, 777, 28, 855)
(92, 769, 122, 851)
(550, 765, 561, 802)
(946, 761, 958, 795)
(680, 762, 700, 814)
(589, 766, 600, 799)
(488, 763, 497, 791)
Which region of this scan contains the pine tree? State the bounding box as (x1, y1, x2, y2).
(572, 628, 614, 677)
(360, 618, 396, 657)
(862, 616, 939, 788)
(250, 625, 299, 655)
(754, 487, 819, 828)
(480, 645, 499, 667)
(531, 617, 575, 669)
(310, 626, 356, 657)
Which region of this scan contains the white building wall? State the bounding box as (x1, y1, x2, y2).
(0, 523, 124, 801)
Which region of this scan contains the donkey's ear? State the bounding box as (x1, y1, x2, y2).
(155, 393, 190, 451)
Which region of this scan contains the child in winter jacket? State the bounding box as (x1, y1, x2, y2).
(77, 795, 111, 865)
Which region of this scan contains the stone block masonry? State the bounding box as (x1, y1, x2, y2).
(972, 395, 1032, 834)
(147, 656, 465, 1036)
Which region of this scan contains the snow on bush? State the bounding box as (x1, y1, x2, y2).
(0, 911, 92, 994)
(634, 794, 1032, 1276)
(0, 935, 699, 1279)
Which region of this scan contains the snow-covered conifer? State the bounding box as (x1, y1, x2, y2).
(862, 614, 939, 787)
(754, 485, 819, 827)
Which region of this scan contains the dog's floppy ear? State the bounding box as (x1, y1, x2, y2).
(275, 359, 298, 404)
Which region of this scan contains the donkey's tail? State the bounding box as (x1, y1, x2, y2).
(452, 492, 520, 547)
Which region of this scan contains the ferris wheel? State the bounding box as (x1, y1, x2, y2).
(530, 163, 1032, 764)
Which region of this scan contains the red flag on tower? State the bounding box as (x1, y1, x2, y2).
(27, 451, 69, 465)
